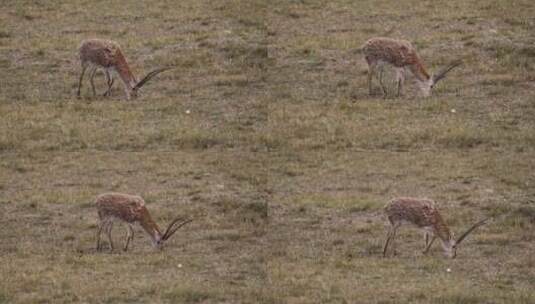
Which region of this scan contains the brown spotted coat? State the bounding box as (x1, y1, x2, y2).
(79, 39, 138, 85)
(362, 37, 430, 81)
(96, 192, 161, 239)
(384, 197, 452, 241)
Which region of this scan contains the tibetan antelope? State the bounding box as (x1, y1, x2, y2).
(362, 37, 461, 97)
(383, 197, 488, 258)
(95, 193, 192, 252)
(77, 39, 170, 100)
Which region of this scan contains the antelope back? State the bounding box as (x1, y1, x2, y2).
(95, 192, 147, 222)
(386, 198, 435, 225)
(79, 39, 120, 68)
(386, 197, 452, 239)
(363, 38, 420, 67)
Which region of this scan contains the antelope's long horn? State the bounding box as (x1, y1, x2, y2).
(455, 217, 490, 245)
(162, 218, 193, 241)
(134, 67, 173, 90)
(161, 217, 184, 240)
(432, 60, 462, 83)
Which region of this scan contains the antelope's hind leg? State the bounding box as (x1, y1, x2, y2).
(89, 67, 98, 97)
(395, 67, 405, 97)
(383, 218, 401, 257)
(365, 56, 378, 96)
(383, 225, 399, 257)
(378, 65, 388, 97)
(77, 63, 88, 98)
(105, 221, 115, 252)
(96, 220, 104, 251)
(123, 224, 134, 252)
(383, 227, 393, 257)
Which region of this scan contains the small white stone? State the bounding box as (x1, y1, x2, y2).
(447, 268, 451, 272)
(450, 109, 456, 113)
(178, 264, 183, 268)
(185, 110, 191, 114)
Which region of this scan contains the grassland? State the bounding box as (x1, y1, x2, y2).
(1, 0, 535, 303)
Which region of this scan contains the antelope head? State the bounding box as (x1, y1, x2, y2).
(154, 217, 193, 250)
(421, 60, 462, 97)
(129, 67, 173, 99)
(445, 217, 489, 259)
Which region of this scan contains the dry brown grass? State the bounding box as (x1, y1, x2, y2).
(1, 0, 535, 303)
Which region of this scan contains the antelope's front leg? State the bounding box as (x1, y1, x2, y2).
(423, 235, 436, 254)
(103, 70, 114, 97)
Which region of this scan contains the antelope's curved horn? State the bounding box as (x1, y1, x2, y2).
(432, 60, 462, 83)
(455, 217, 490, 245)
(133, 67, 173, 90)
(162, 218, 193, 241)
(162, 217, 184, 241)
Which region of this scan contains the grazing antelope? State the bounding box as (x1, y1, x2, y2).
(383, 197, 488, 258)
(95, 193, 192, 252)
(77, 39, 170, 100)
(362, 37, 461, 97)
